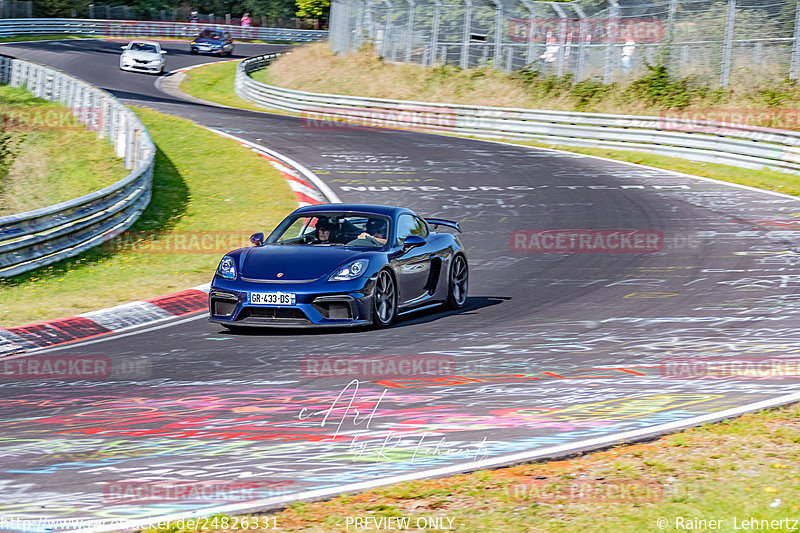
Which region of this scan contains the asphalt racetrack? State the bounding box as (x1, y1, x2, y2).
(1, 39, 800, 530)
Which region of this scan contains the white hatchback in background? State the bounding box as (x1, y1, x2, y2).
(119, 41, 167, 74)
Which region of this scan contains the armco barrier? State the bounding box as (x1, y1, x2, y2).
(0, 55, 155, 278)
(0, 18, 327, 42)
(235, 54, 800, 176)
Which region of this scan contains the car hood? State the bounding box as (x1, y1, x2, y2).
(239, 245, 370, 281)
(194, 38, 224, 44)
(122, 51, 161, 60)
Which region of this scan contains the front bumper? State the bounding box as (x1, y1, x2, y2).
(208, 275, 377, 328)
(191, 45, 225, 55)
(120, 62, 163, 73)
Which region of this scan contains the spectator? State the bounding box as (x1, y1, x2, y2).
(539, 32, 559, 64)
(241, 13, 252, 27)
(189, 11, 198, 23)
(621, 36, 636, 73)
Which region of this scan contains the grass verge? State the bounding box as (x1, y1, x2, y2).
(0, 105, 296, 327)
(0, 85, 126, 215)
(140, 403, 800, 532)
(260, 42, 800, 127)
(178, 60, 269, 112)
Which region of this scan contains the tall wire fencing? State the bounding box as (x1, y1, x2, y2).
(329, 0, 800, 87)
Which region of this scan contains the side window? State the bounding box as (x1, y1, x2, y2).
(395, 214, 415, 246)
(395, 215, 428, 245)
(411, 216, 429, 238)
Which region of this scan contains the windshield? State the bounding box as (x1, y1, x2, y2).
(266, 213, 391, 248)
(129, 43, 157, 53)
(200, 30, 222, 39)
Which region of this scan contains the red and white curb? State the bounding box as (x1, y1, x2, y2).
(0, 135, 335, 357)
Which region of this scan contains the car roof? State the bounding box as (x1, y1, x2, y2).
(293, 204, 411, 218)
(129, 40, 159, 45)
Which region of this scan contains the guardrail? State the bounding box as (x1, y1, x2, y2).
(236, 54, 800, 176)
(0, 18, 328, 42)
(0, 55, 155, 278)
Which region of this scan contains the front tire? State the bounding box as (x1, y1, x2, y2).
(372, 269, 397, 328)
(446, 254, 468, 309)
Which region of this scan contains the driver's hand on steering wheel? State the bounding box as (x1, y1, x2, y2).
(358, 232, 386, 245)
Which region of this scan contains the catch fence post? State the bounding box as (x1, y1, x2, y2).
(791, 0, 800, 80)
(461, 0, 472, 68)
(720, 0, 736, 88)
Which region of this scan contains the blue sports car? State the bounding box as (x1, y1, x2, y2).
(190, 28, 234, 56)
(208, 204, 468, 329)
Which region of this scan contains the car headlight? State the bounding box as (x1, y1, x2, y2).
(329, 259, 369, 281)
(217, 256, 237, 279)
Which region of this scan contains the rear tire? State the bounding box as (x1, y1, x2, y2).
(372, 269, 397, 328)
(445, 254, 468, 309)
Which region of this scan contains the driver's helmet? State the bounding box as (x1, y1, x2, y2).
(316, 218, 334, 232)
(366, 218, 388, 237)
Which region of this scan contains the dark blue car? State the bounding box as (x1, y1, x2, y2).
(208, 204, 468, 329)
(190, 28, 234, 56)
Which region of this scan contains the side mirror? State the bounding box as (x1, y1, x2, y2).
(120, 45, 127, 50)
(250, 232, 265, 247)
(402, 234, 426, 250)
(161, 50, 167, 54)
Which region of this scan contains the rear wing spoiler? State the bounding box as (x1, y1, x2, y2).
(425, 218, 461, 232)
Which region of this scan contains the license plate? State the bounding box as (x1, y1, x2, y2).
(249, 292, 296, 306)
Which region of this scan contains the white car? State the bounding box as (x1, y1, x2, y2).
(119, 41, 167, 74)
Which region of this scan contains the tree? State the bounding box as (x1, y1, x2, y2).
(295, 0, 328, 19)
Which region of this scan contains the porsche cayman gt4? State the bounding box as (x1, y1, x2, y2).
(208, 204, 468, 329)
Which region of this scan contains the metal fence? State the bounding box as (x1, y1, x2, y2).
(0, 56, 155, 278)
(236, 52, 800, 176)
(0, 0, 31, 18)
(0, 18, 329, 42)
(329, 0, 800, 88)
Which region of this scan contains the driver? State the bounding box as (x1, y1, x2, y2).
(313, 219, 335, 244)
(358, 218, 388, 245)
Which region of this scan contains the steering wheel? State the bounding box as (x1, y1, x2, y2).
(347, 236, 380, 246)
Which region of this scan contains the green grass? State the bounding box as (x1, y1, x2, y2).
(179, 60, 277, 113)
(0, 106, 296, 326)
(139, 403, 800, 532)
(0, 85, 126, 215)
